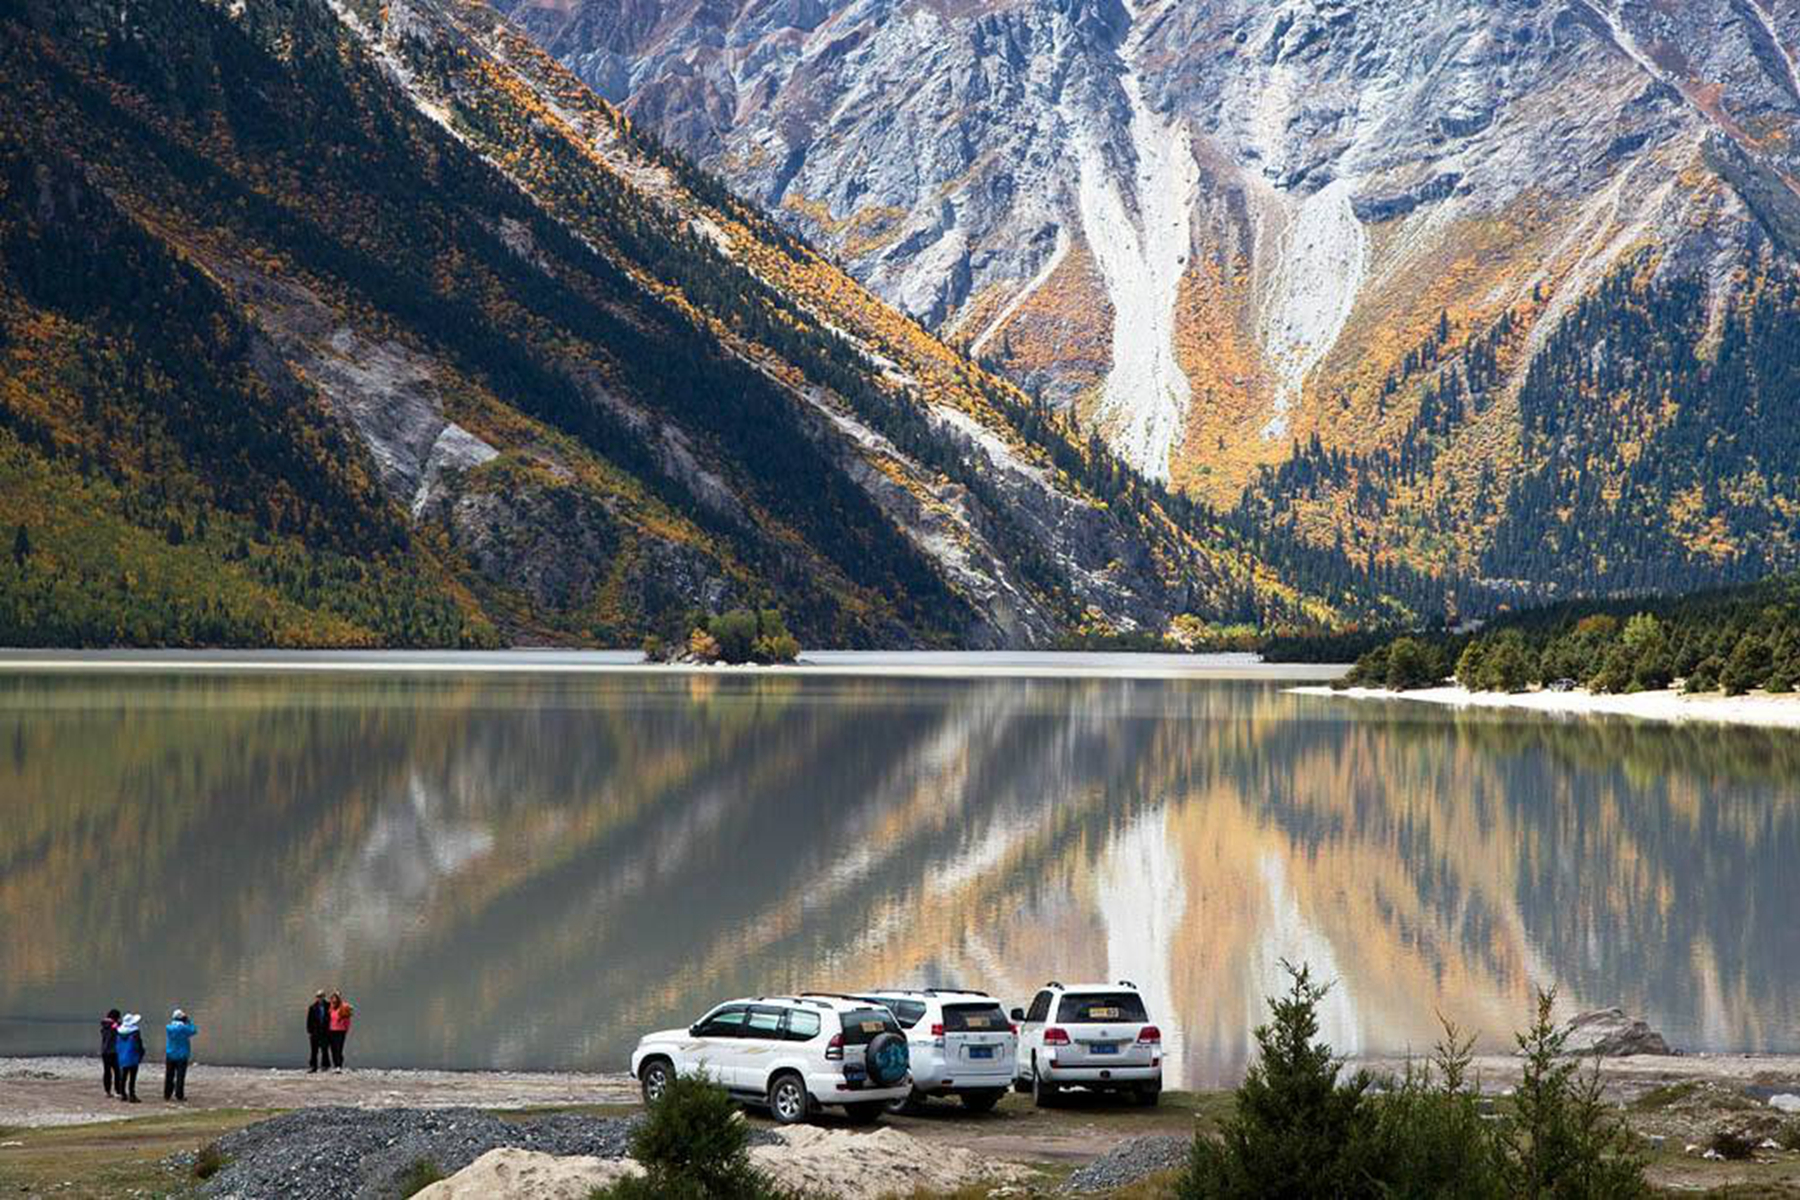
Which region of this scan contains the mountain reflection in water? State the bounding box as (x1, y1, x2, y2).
(1, 672, 1795, 1087)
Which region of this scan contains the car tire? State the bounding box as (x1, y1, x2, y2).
(886, 1088, 927, 1115)
(1031, 1059, 1059, 1108)
(961, 1088, 1005, 1114)
(638, 1057, 673, 1106)
(768, 1071, 810, 1125)
(842, 1101, 885, 1125)
(1133, 1083, 1161, 1107)
(1012, 1074, 1031, 1094)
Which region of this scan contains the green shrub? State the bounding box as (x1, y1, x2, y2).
(1364, 1024, 1506, 1200)
(1778, 1117, 1800, 1151)
(592, 1072, 793, 1200)
(1720, 633, 1771, 696)
(396, 1157, 446, 1196)
(191, 1141, 227, 1181)
(1178, 963, 1380, 1198)
(1338, 643, 1389, 689)
(1463, 630, 1534, 692)
(1177, 973, 1647, 1200)
(682, 608, 801, 665)
(1384, 637, 1444, 691)
(1500, 990, 1647, 1198)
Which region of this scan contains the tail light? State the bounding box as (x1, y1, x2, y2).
(1138, 1025, 1162, 1044)
(1009, 1023, 1019, 1035)
(930, 1023, 945, 1040)
(825, 1033, 844, 1061)
(1043, 1027, 1070, 1046)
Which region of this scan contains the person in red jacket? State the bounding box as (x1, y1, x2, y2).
(326, 992, 354, 1072)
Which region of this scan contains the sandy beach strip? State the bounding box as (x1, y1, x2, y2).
(1292, 684, 1800, 730)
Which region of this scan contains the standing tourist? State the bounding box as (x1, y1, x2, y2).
(163, 1009, 197, 1101)
(306, 990, 332, 1073)
(100, 1009, 121, 1097)
(327, 992, 354, 1072)
(114, 1013, 144, 1102)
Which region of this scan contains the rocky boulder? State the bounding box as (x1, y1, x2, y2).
(1559, 1007, 1673, 1057)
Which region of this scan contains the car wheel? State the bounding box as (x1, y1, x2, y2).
(638, 1058, 673, 1106)
(1133, 1083, 1161, 1107)
(843, 1101, 885, 1125)
(768, 1072, 810, 1125)
(1031, 1059, 1059, 1108)
(960, 1088, 1005, 1114)
(886, 1088, 927, 1115)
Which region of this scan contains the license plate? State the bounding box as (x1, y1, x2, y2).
(1090, 1043, 1119, 1055)
(844, 1064, 866, 1080)
(968, 1045, 995, 1059)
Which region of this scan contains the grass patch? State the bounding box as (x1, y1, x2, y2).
(0, 1109, 273, 1199)
(1632, 1081, 1704, 1110)
(396, 1156, 446, 1196)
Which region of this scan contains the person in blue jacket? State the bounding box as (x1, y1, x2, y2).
(114, 1013, 144, 1102)
(164, 1009, 198, 1101)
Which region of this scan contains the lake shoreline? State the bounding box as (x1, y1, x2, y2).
(7, 1050, 1800, 1128)
(1292, 683, 1800, 730)
(0, 649, 1348, 681)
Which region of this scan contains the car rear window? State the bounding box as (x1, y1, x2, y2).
(838, 1008, 901, 1044)
(784, 1009, 821, 1041)
(862, 997, 928, 1029)
(943, 1003, 1008, 1032)
(1056, 993, 1149, 1023)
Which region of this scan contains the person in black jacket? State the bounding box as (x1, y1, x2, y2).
(100, 1009, 121, 1097)
(306, 991, 331, 1073)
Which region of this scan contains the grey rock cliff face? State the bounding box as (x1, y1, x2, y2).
(499, 0, 1800, 492)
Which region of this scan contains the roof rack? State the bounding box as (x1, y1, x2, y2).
(924, 987, 991, 997)
(1045, 980, 1065, 990)
(1116, 979, 1138, 989)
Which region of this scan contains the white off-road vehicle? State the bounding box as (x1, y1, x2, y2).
(851, 988, 1016, 1113)
(630, 994, 911, 1124)
(1010, 980, 1162, 1106)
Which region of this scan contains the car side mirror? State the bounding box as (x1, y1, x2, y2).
(1010, 1008, 1025, 1022)
(689, 1024, 703, 1037)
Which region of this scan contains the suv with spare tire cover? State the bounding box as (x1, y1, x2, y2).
(630, 994, 911, 1124)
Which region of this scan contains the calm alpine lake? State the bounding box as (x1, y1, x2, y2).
(2, 657, 1797, 1087)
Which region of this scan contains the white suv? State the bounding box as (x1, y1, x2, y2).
(1011, 981, 1162, 1106)
(851, 989, 1017, 1113)
(630, 995, 911, 1124)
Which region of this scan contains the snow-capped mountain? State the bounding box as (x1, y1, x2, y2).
(502, 0, 1800, 597)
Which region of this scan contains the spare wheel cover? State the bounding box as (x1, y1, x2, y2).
(865, 1031, 909, 1086)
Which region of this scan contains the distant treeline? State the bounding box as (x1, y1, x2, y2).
(1322, 573, 1800, 696)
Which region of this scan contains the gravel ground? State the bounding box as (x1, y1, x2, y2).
(197, 1107, 641, 1199)
(1060, 1134, 1190, 1193)
(193, 1105, 783, 1200)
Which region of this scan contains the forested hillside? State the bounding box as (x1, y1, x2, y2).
(0, 0, 1397, 648)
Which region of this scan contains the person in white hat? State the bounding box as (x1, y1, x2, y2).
(114, 1013, 144, 1102)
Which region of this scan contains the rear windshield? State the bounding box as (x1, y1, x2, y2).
(943, 1003, 1009, 1032)
(838, 1008, 902, 1044)
(851, 995, 927, 1028)
(1056, 993, 1149, 1023)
